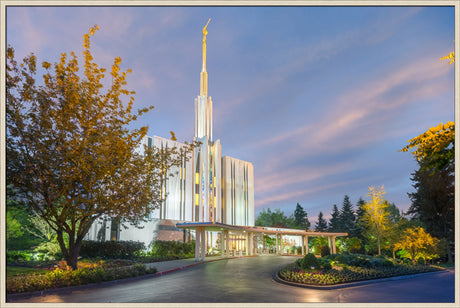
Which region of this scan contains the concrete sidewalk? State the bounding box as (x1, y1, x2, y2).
(145, 255, 254, 276)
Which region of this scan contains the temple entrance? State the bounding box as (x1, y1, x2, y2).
(176, 222, 347, 261)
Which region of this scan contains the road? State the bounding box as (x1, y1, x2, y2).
(7, 255, 455, 304)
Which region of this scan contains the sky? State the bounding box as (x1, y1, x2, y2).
(4, 4, 456, 224)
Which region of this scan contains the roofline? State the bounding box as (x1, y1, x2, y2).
(176, 222, 348, 236)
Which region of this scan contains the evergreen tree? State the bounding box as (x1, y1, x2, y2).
(407, 161, 454, 263)
(255, 208, 292, 228)
(350, 197, 366, 239)
(293, 203, 311, 231)
(328, 204, 341, 232)
(315, 211, 328, 232)
(339, 195, 356, 233)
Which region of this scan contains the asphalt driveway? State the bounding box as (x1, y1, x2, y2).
(6, 255, 455, 304)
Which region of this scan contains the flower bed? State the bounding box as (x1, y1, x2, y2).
(279, 264, 442, 285)
(7, 263, 157, 294)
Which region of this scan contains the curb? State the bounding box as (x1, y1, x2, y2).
(6, 255, 252, 301)
(273, 268, 448, 290)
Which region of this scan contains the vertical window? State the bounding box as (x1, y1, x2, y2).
(110, 218, 119, 241)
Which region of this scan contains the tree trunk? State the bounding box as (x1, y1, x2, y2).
(446, 243, 453, 264)
(56, 230, 80, 270)
(377, 235, 381, 255)
(443, 220, 453, 264)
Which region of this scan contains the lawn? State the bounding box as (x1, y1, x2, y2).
(7, 266, 51, 277)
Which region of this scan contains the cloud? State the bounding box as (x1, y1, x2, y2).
(251, 55, 452, 154)
(256, 162, 352, 194)
(255, 178, 364, 208)
(7, 8, 50, 57)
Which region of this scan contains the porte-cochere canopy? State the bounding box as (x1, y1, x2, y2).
(176, 222, 348, 261)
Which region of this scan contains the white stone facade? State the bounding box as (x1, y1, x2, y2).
(85, 21, 255, 248)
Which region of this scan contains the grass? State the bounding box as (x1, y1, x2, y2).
(7, 266, 50, 277)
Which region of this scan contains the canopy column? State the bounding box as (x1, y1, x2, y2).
(221, 231, 225, 257)
(225, 230, 230, 257)
(301, 235, 305, 255)
(200, 228, 206, 261)
(280, 234, 284, 255)
(305, 235, 309, 254)
(275, 234, 279, 255)
(195, 228, 201, 261)
(332, 236, 336, 254)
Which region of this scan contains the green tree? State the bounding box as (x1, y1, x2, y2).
(328, 204, 341, 232)
(255, 208, 292, 228)
(349, 197, 366, 239)
(394, 227, 440, 264)
(310, 237, 328, 255)
(6, 185, 41, 250)
(6, 26, 194, 269)
(293, 203, 311, 230)
(407, 161, 454, 263)
(360, 186, 390, 255)
(339, 195, 355, 233)
(314, 211, 328, 232)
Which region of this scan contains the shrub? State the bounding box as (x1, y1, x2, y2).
(334, 254, 349, 265)
(417, 257, 425, 265)
(301, 253, 320, 270)
(148, 240, 194, 257)
(382, 259, 394, 267)
(294, 258, 302, 268)
(80, 240, 145, 259)
(7, 262, 158, 294)
(319, 258, 332, 270)
(370, 257, 384, 268)
(320, 246, 330, 257)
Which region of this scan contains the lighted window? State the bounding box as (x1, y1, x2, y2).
(195, 172, 199, 184)
(195, 193, 199, 205)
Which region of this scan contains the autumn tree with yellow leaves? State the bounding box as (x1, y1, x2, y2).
(394, 227, 440, 264)
(360, 186, 390, 255)
(6, 25, 195, 270)
(400, 121, 454, 172)
(399, 51, 455, 263)
(400, 51, 455, 171)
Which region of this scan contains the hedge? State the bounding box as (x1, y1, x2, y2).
(80, 240, 145, 259)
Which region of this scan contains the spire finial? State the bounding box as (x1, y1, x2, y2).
(203, 18, 211, 43)
(200, 19, 211, 96)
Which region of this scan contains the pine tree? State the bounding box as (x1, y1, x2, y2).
(339, 195, 356, 233)
(407, 161, 454, 263)
(328, 204, 341, 232)
(349, 197, 366, 239)
(315, 211, 328, 232)
(294, 203, 311, 231)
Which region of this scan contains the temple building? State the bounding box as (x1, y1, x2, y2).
(85, 20, 346, 260)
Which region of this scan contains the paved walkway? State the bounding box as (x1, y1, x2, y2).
(144, 254, 269, 277)
(144, 255, 236, 275)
